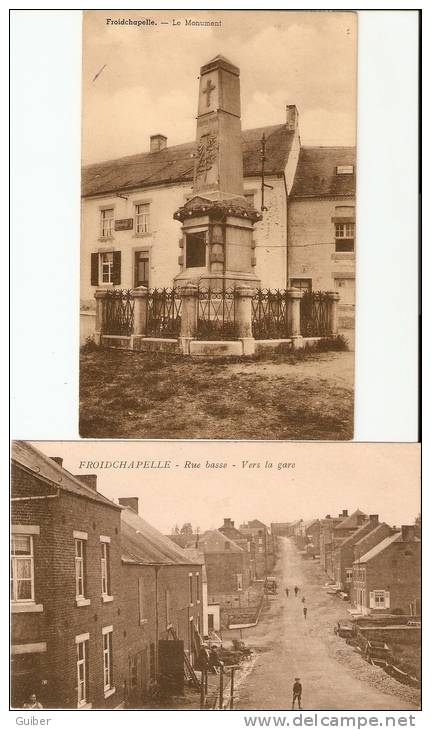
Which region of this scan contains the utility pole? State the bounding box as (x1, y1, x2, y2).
(229, 668, 235, 710)
(260, 133, 273, 212)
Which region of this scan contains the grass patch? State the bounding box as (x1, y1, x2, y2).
(80, 346, 354, 439)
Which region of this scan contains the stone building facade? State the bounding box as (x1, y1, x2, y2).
(81, 89, 356, 338)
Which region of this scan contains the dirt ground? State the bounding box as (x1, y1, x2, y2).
(233, 539, 420, 711)
(79, 348, 354, 440)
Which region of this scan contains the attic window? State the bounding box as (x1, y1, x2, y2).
(336, 165, 354, 175)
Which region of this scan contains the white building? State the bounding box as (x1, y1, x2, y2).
(81, 107, 355, 329)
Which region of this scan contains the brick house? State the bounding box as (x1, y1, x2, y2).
(324, 509, 368, 580)
(199, 530, 251, 601)
(332, 515, 394, 592)
(119, 498, 204, 706)
(294, 519, 321, 557)
(239, 519, 275, 577)
(319, 512, 346, 574)
(352, 526, 421, 616)
(218, 518, 256, 581)
(11, 442, 123, 710)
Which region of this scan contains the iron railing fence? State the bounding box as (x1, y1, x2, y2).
(251, 288, 290, 339)
(101, 289, 135, 336)
(145, 288, 182, 338)
(300, 290, 331, 337)
(196, 287, 238, 340)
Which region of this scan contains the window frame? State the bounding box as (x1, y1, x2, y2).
(76, 635, 89, 708)
(135, 203, 151, 235)
(75, 538, 86, 599)
(100, 541, 110, 597)
(100, 251, 114, 284)
(374, 590, 386, 608)
(334, 222, 355, 253)
(189, 572, 194, 606)
(100, 208, 114, 239)
(11, 534, 35, 603)
(102, 627, 114, 694)
(133, 249, 150, 288)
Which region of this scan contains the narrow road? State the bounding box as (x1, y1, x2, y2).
(235, 538, 419, 711)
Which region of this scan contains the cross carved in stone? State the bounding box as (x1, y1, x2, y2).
(202, 78, 216, 107)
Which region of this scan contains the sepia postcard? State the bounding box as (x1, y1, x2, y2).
(79, 10, 357, 440)
(10, 441, 420, 711)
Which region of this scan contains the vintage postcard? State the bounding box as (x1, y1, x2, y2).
(10, 441, 420, 710)
(79, 10, 357, 440)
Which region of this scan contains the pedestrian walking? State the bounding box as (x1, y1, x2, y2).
(303, 606, 307, 620)
(291, 677, 302, 709)
(301, 596, 306, 604)
(294, 585, 299, 596)
(285, 587, 289, 598)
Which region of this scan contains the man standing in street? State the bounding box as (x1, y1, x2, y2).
(303, 606, 308, 620)
(294, 586, 299, 597)
(285, 587, 289, 597)
(292, 677, 302, 709)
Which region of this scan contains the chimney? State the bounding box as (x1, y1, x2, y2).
(357, 514, 367, 526)
(325, 514, 331, 519)
(223, 518, 234, 528)
(401, 525, 415, 542)
(50, 456, 63, 468)
(286, 105, 299, 132)
(369, 514, 379, 526)
(150, 134, 167, 153)
(119, 497, 139, 514)
(77, 474, 98, 491)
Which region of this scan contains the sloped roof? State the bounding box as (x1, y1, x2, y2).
(303, 519, 320, 529)
(336, 519, 379, 549)
(245, 519, 268, 529)
(353, 523, 391, 549)
(290, 146, 356, 199)
(334, 509, 367, 531)
(199, 529, 244, 553)
(12, 441, 119, 509)
(121, 507, 197, 565)
(81, 124, 294, 198)
(354, 532, 420, 564)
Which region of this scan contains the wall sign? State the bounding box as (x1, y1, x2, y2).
(114, 218, 134, 231)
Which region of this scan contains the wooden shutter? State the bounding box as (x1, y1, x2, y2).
(369, 591, 375, 609)
(112, 251, 121, 285)
(384, 591, 390, 609)
(91, 253, 99, 285)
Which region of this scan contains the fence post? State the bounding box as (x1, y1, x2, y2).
(219, 669, 224, 709)
(286, 287, 304, 346)
(229, 668, 235, 710)
(327, 291, 340, 335)
(179, 284, 198, 355)
(94, 289, 108, 345)
(235, 285, 256, 356)
(131, 286, 148, 336)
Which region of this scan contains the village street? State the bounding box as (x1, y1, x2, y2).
(234, 539, 419, 711)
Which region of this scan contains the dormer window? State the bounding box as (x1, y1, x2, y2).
(336, 165, 354, 175)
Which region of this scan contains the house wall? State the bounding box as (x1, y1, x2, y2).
(81, 182, 192, 307)
(204, 551, 251, 596)
(120, 562, 203, 705)
(356, 542, 420, 615)
(11, 463, 123, 710)
(80, 176, 289, 311)
(287, 197, 355, 324)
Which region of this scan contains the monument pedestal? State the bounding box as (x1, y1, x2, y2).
(173, 196, 261, 290)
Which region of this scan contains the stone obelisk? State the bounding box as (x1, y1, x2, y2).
(173, 55, 262, 289)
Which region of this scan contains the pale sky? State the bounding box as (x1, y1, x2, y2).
(82, 10, 357, 164)
(33, 442, 419, 535)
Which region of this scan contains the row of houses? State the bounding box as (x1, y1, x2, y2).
(288, 509, 420, 617)
(168, 517, 275, 630)
(11, 442, 206, 710)
(11, 442, 275, 709)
